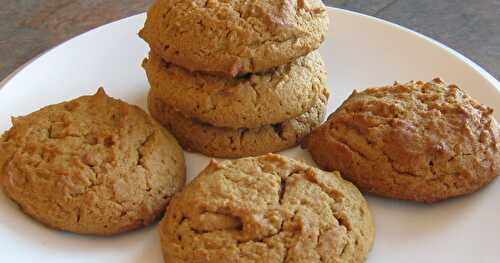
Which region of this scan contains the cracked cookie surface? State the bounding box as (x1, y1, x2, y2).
(148, 83, 328, 158)
(139, 0, 329, 77)
(143, 50, 326, 129)
(303, 78, 500, 203)
(0, 88, 186, 235)
(159, 154, 374, 263)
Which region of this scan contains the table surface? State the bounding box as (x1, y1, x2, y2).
(2, 0, 499, 81)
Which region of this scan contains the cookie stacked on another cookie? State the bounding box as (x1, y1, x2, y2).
(140, 0, 330, 158)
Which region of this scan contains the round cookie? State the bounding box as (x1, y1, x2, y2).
(148, 85, 329, 158)
(0, 89, 186, 235)
(139, 0, 329, 77)
(159, 154, 375, 263)
(303, 78, 500, 203)
(143, 50, 326, 129)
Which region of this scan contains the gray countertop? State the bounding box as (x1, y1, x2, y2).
(1, 0, 499, 81)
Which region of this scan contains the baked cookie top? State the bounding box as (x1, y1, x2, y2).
(0, 89, 186, 235)
(148, 84, 328, 158)
(139, 0, 329, 77)
(159, 154, 374, 263)
(303, 78, 500, 202)
(143, 50, 326, 129)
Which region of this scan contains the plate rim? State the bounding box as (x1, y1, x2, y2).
(0, 6, 499, 262)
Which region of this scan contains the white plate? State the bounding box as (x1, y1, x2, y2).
(1, 7, 499, 263)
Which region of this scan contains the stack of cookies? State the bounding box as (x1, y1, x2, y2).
(139, 0, 330, 158)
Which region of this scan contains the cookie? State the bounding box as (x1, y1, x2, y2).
(159, 154, 375, 263)
(139, 0, 329, 77)
(143, 50, 326, 129)
(148, 85, 328, 158)
(0, 88, 186, 235)
(303, 78, 500, 203)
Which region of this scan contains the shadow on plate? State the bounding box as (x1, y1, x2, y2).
(366, 178, 499, 244)
(0, 191, 162, 261)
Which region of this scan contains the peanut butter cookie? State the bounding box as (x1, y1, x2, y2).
(0, 89, 186, 235)
(159, 154, 375, 263)
(143, 50, 326, 129)
(148, 84, 329, 158)
(303, 78, 500, 203)
(139, 0, 329, 77)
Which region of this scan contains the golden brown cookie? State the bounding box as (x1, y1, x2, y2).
(148, 84, 328, 158)
(0, 89, 186, 235)
(159, 154, 375, 263)
(303, 78, 500, 203)
(139, 0, 329, 77)
(143, 50, 326, 129)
